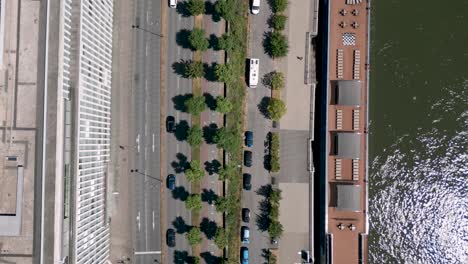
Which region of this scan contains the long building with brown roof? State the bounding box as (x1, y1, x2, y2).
(323, 0, 370, 263)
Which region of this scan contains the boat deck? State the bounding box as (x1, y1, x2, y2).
(326, 0, 370, 263)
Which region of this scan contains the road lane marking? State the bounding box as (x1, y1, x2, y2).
(137, 212, 141, 231)
(136, 134, 140, 153)
(152, 133, 155, 152)
(144, 168, 148, 250)
(146, 42, 149, 56)
(134, 251, 162, 255)
(176, 143, 180, 153)
(152, 210, 155, 230)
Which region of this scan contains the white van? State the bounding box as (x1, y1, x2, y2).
(251, 0, 260, 15)
(169, 0, 177, 8)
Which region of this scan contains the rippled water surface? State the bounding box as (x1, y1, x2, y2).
(369, 0, 468, 263)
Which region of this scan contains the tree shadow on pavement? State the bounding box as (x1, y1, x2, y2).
(201, 251, 224, 264)
(174, 250, 196, 264)
(172, 186, 189, 201)
(264, 154, 271, 171)
(175, 120, 189, 141)
(172, 93, 192, 112)
(204, 159, 221, 175)
(171, 153, 190, 173)
(258, 97, 271, 119)
(205, 1, 221, 22)
(172, 60, 189, 78)
(200, 217, 218, 240)
(262, 71, 275, 89)
(201, 188, 218, 205)
(208, 34, 219, 50)
(204, 62, 218, 82)
(176, 2, 192, 17)
(256, 199, 271, 232)
(172, 216, 191, 234)
(256, 184, 273, 197)
(203, 92, 217, 111)
(203, 123, 219, 144)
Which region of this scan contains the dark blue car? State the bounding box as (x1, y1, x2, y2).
(241, 247, 249, 264)
(167, 174, 176, 190)
(245, 131, 253, 147)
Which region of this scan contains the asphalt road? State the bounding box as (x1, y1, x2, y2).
(130, 0, 162, 262)
(164, 4, 194, 263)
(243, 2, 276, 264)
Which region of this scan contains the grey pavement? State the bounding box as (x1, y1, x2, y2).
(244, 2, 275, 264)
(164, 4, 193, 263)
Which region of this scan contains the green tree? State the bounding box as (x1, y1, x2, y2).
(217, 33, 237, 51)
(187, 0, 205, 16)
(214, 196, 228, 212)
(270, 156, 280, 173)
(268, 220, 284, 239)
(217, 163, 238, 180)
(186, 194, 203, 212)
(189, 28, 209, 51)
(270, 71, 285, 90)
(185, 160, 205, 182)
(213, 127, 241, 153)
(215, 96, 233, 113)
(272, 0, 288, 13)
(215, 63, 236, 83)
(267, 98, 287, 121)
(269, 132, 280, 172)
(267, 31, 289, 58)
(186, 227, 203, 245)
(187, 124, 203, 146)
(192, 256, 201, 264)
(214, 0, 236, 22)
(214, 228, 228, 249)
(185, 60, 205, 78)
(269, 204, 279, 219)
(269, 188, 282, 205)
(271, 14, 287, 31)
(185, 95, 206, 116)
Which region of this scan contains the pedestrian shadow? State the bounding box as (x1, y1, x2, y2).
(171, 153, 190, 173)
(200, 251, 224, 264)
(172, 216, 191, 234)
(172, 93, 192, 112)
(201, 188, 218, 205)
(203, 123, 219, 144)
(204, 62, 218, 82)
(258, 97, 271, 119)
(204, 159, 221, 175)
(256, 199, 271, 232)
(172, 186, 189, 201)
(175, 120, 189, 141)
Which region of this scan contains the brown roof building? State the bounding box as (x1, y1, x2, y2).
(324, 0, 370, 263)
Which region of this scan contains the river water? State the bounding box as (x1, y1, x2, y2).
(368, 1, 468, 263)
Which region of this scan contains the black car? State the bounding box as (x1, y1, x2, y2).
(243, 174, 252, 190)
(167, 174, 176, 190)
(245, 131, 253, 147)
(242, 208, 250, 223)
(244, 150, 252, 167)
(166, 228, 176, 247)
(166, 116, 175, 133)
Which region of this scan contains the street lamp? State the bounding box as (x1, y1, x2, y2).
(131, 24, 164, 38)
(130, 169, 162, 183)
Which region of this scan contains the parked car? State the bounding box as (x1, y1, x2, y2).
(241, 247, 249, 264)
(251, 0, 260, 14)
(167, 174, 176, 190)
(166, 116, 175, 133)
(166, 228, 176, 247)
(242, 208, 250, 223)
(244, 150, 252, 167)
(241, 226, 250, 244)
(245, 131, 253, 147)
(169, 0, 177, 8)
(243, 174, 252, 190)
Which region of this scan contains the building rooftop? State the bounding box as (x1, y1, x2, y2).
(335, 80, 362, 106)
(335, 184, 362, 212)
(334, 132, 361, 159)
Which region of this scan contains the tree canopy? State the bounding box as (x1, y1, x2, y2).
(267, 98, 287, 121)
(213, 127, 241, 153)
(189, 28, 209, 51)
(185, 160, 205, 182)
(186, 227, 203, 245)
(215, 96, 233, 113)
(185, 95, 207, 116)
(185, 60, 205, 78)
(186, 194, 203, 212)
(187, 124, 203, 147)
(187, 0, 205, 16)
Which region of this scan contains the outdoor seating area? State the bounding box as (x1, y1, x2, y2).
(337, 49, 344, 78)
(352, 159, 359, 181)
(335, 158, 342, 180)
(346, 0, 363, 5)
(353, 49, 360, 79)
(336, 109, 343, 129)
(353, 109, 360, 130)
(337, 223, 356, 231)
